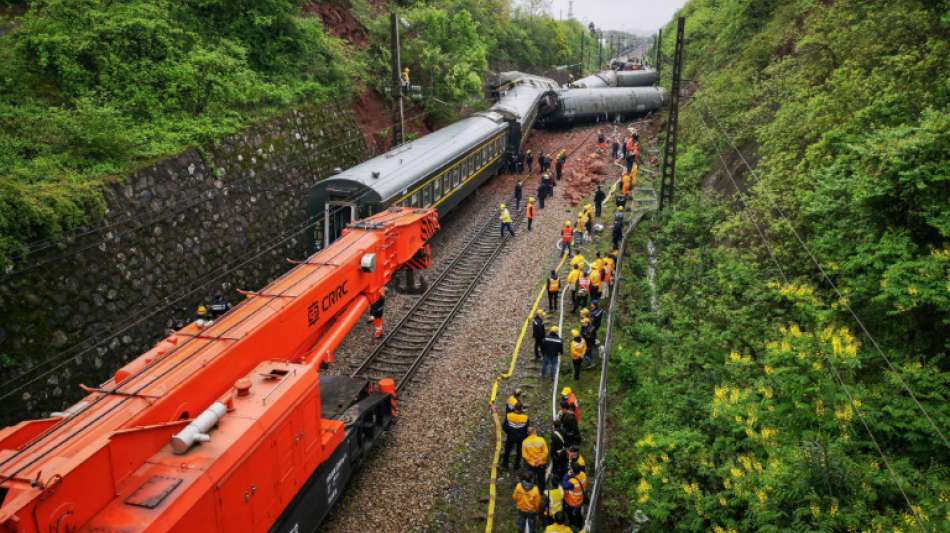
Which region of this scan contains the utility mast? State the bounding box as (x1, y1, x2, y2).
(659, 17, 685, 211)
(390, 12, 404, 147)
(568, 0, 574, 20)
(655, 28, 662, 75)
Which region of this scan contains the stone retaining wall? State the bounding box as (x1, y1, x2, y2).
(0, 102, 368, 423)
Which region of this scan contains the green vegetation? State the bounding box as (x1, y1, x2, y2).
(0, 0, 618, 271)
(0, 0, 350, 268)
(605, 0, 950, 531)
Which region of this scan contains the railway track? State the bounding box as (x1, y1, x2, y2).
(350, 203, 525, 391)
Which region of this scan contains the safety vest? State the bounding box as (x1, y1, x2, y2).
(570, 255, 586, 269)
(544, 524, 573, 533)
(513, 482, 541, 513)
(526, 204, 535, 219)
(548, 277, 560, 292)
(521, 435, 549, 467)
(561, 227, 573, 243)
(545, 488, 564, 517)
(589, 270, 602, 288)
(578, 212, 588, 226)
(570, 339, 587, 360)
(500, 209, 512, 224)
(506, 411, 528, 430)
(577, 277, 591, 292)
(564, 477, 584, 507)
(567, 269, 581, 287)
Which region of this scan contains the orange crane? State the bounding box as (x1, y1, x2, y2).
(0, 207, 439, 532)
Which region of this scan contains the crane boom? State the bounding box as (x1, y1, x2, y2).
(0, 207, 439, 532)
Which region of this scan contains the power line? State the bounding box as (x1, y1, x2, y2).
(699, 99, 949, 449)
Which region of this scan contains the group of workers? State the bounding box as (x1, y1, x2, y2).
(504, 388, 590, 532)
(533, 291, 607, 382)
(500, 145, 572, 237)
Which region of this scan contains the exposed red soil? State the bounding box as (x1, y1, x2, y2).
(351, 88, 434, 155)
(302, 2, 368, 48)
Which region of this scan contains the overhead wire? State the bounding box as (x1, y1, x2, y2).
(699, 98, 949, 449)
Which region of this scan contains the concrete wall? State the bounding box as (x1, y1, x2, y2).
(0, 102, 368, 424)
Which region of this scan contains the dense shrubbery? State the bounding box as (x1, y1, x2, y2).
(0, 0, 350, 269)
(606, 0, 950, 530)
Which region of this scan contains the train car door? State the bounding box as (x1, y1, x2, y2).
(323, 201, 357, 249)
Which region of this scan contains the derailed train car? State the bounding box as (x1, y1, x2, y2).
(570, 68, 659, 88)
(489, 72, 558, 165)
(539, 87, 669, 126)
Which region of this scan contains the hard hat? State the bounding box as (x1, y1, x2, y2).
(197, 305, 208, 315)
(528, 197, 536, 203)
(561, 387, 572, 396)
(580, 308, 590, 317)
(549, 325, 560, 334)
(618, 206, 624, 211)
(514, 388, 523, 396)
(571, 329, 580, 337)
(565, 220, 572, 226)
(500, 203, 506, 209)
(586, 203, 592, 209)
(536, 309, 546, 318)
(581, 317, 591, 325)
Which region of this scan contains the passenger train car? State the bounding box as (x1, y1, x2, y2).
(310, 72, 556, 249)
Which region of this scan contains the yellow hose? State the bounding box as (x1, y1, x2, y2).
(485, 250, 568, 533)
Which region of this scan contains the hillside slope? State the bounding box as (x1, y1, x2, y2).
(605, 0, 950, 531)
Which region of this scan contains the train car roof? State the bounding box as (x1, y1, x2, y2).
(490, 83, 550, 121)
(314, 114, 508, 203)
(494, 71, 559, 90)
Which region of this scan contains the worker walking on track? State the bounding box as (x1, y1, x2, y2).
(526, 149, 534, 173)
(546, 270, 560, 311)
(500, 203, 515, 239)
(575, 271, 591, 311)
(522, 426, 549, 490)
(560, 387, 580, 423)
(560, 221, 573, 256)
(526, 197, 536, 230)
(577, 209, 589, 244)
(503, 404, 529, 471)
(570, 250, 586, 270)
(540, 325, 563, 380)
(369, 287, 386, 338)
(612, 218, 624, 249)
(515, 181, 523, 210)
(588, 265, 602, 302)
(513, 470, 542, 533)
(555, 152, 566, 181)
(569, 329, 587, 381)
(532, 310, 546, 359)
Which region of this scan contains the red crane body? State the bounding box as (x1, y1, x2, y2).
(0, 207, 439, 532)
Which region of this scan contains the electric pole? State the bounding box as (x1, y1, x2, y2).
(659, 17, 685, 211)
(655, 28, 662, 75)
(597, 31, 603, 69)
(390, 12, 404, 147)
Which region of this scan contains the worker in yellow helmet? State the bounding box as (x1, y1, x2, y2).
(541, 325, 563, 380)
(546, 270, 561, 312)
(561, 386, 580, 423)
(569, 250, 586, 270)
(577, 209, 589, 243)
(566, 264, 582, 314)
(569, 329, 587, 380)
(195, 305, 212, 328)
(506, 388, 523, 414)
(560, 220, 573, 256)
(499, 203, 515, 239)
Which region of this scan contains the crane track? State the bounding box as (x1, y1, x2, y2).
(350, 203, 525, 392)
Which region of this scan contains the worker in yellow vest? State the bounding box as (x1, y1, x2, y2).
(500, 203, 515, 238)
(522, 426, 549, 489)
(546, 270, 561, 312)
(569, 329, 587, 380)
(513, 470, 542, 533)
(544, 512, 572, 532)
(503, 404, 529, 470)
(567, 264, 582, 314)
(562, 473, 585, 530)
(542, 478, 565, 528)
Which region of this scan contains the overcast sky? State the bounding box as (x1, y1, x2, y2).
(548, 0, 688, 34)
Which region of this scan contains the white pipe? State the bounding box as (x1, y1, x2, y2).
(171, 401, 227, 454)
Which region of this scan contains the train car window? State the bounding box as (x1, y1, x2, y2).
(411, 191, 420, 207)
(423, 184, 432, 205)
(442, 174, 450, 193)
(452, 168, 459, 187)
(434, 175, 443, 198)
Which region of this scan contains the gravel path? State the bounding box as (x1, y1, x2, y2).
(321, 124, 603, 532)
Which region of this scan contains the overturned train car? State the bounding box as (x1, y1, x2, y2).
(539, 87, 669, 126)
(570, 68, 659, 89)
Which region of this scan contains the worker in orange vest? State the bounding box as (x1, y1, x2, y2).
(526, 197, 536, 231)
(546, 270, 561, 312)
(513, 470, 542, 533)
(562, 472, 585, 530)
(369, 287, 386, 338)
(560, 220, 573, 256)
(560, 387, 580, 423)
